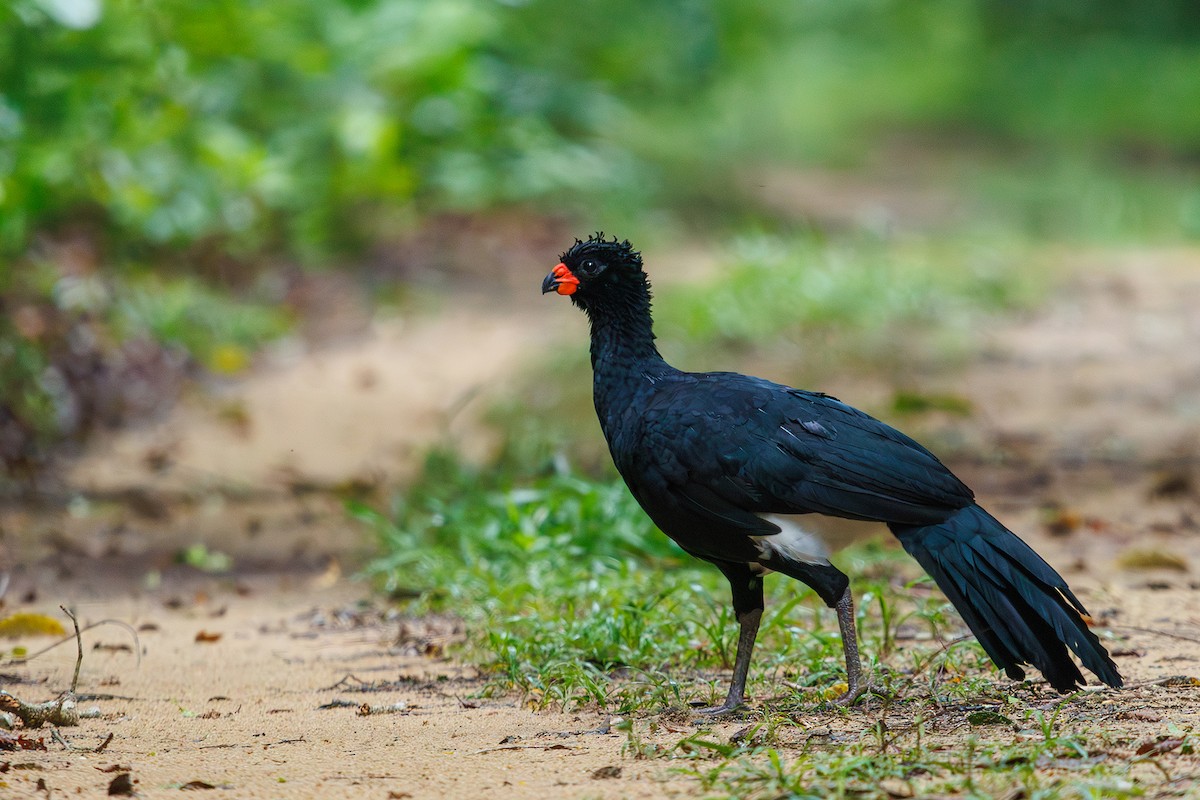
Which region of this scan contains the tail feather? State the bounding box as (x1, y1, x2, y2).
(962, 536, 1108, 676)
(894, 504, 1122, 692)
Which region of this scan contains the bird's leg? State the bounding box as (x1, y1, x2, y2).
(698, 607, 762, 715)
(697, 565, 765, 715)
(833, 586, 866, 706)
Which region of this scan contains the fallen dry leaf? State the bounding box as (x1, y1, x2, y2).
(1149, 471, 1193, 499)
(311, 558, 341, 590)
(1041, 505, 1084, 537)
(194, 631, 222, 644)
(180, 780, 218, 790)
(1110, 647, 1144, 657)
(0, 612, 66, 639)
(0, 731, 47, 751)
(107, 772, 134, 796)
(1135, 738, 1185, 757)
(1157, 676, 1200, 687)
(1116, 548, 1188, 572)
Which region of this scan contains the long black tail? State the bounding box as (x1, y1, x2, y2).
(892, 504, 1122, 692)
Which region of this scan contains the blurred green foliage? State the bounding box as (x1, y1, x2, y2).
(631, 0, 1200, 157)
(0, 0, 620, 258)
(112, 274, 291, 371)
(4, 0, 1200, 260)
(660, 232, 1038, 346)
(0, 259, 288, 470)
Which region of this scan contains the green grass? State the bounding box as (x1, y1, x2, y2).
(657, 230, 1043, 351)
(621, 694, 1198, 800)
(355, 452, 1168, 798)
(359, 451, 1018, 713)
(661, 711, 1150, 800)
(962, 153, 1200, 244)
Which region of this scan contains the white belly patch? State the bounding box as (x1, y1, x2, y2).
(751, 515, 831, 566)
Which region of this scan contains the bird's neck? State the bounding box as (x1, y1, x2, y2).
(582, 288, 673, 442)
(584, 290, 667, 380)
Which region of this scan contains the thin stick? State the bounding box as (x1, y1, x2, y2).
(5, 618, 141, 668)
(1111, 625, 1200, 647)
(61, 605, 82, 694)
(50, 728, 114, 752)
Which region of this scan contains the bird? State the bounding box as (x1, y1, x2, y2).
(541, 232, 1122, 714)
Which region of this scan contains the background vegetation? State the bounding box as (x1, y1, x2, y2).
(4, 0, 1200, 474)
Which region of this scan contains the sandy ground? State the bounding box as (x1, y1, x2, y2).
(2, 579, 699, 799)
(3, 246, 1200, 797)
(63, 307, 553, 492)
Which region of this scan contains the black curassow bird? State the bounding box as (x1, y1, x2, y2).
(542, 233, 1122, 713)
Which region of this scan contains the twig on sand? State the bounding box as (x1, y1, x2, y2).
(0, 605, 95, 729)
(1111, 624, 1200, 647)
(356, 701, 410, 716)
(51, 728, 113, 752)
(5, 608, 123, 753)
(4, 616, 141, 669)
(63, 605, 83, 693)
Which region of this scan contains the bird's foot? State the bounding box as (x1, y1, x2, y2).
(831, 676, 872, 708)
(833, 684, 866, 708)
(692, 698, 746, 716)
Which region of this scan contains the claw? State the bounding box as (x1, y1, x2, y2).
(694, 699, 746, 716)
(833, 680, 869, 708)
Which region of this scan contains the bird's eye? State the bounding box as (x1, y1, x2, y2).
(578, 259, 601, 276)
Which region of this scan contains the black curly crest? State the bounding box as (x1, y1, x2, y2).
(560, 232, 643, 271)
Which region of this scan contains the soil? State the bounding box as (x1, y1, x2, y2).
(2, 245, 1200, 798)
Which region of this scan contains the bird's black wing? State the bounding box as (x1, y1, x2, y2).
(633, 372, 974, 528)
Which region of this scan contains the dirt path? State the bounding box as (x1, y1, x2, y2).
(3, 248, 1200, 798)
(3, 580, 696, 798)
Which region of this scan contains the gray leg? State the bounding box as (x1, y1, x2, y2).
(834, 587, 866, 706)
(697, 607, 762, 715)
(698, 563, 765, 715)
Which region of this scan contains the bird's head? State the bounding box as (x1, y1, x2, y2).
(541, 233, 647, 311)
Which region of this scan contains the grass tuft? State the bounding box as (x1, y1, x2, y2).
(358, 450, 1022, 716)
